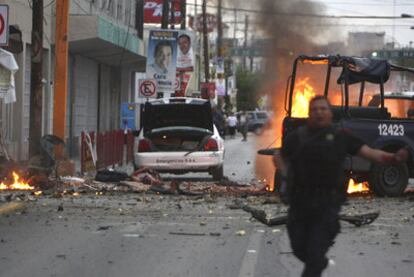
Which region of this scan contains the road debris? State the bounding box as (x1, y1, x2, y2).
(97, 226, 113, 231)
(131, 167, 163, 186)
(236, 230, 246, 236)
(169, 231, 206, 236)
(233, 200, 380, 227)
(118, 181, 151, 193)
(95, 170, 129, 183)
(0, 202, 26, 215)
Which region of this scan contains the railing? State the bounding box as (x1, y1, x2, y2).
(81, 130, 135, 174)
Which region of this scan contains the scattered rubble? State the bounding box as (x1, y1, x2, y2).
(233, 199, 380, 227)
(169, 231, 206, 236)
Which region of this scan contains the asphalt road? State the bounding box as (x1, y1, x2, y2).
(1, 131, 414, 277)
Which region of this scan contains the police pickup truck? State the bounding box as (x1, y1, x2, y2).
(260, 55, 414, 197)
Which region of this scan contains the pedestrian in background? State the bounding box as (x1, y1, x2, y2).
(212, 107, 226, 139)
(273, 95, 409, 277)
(227, 113, 238, 138)
(239, 111, 249, 141)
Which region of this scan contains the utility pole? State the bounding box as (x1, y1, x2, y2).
(29, 0, 44, 158)
(170, 0, 175, 29)
(202, 0, 209, 82)
(177, 0, 186, 97)
(217, 0, 223, 58)
(180, 0, 186, 29)
(217, 0, 228, 111)
(53, 0, 69, 158)
(161, 0, 170, 29)
(243, 15, 248, 70)
(136, 0, 144, 39)
(233, 8, 237, 44)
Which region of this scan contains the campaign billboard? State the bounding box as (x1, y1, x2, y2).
(144, 0, 182, 24)
(176, 30, 195, 72)
(146, 29, 178, 92)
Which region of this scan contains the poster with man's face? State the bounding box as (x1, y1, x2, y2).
(146, 30, 178, 92)
(176, 30, 195, 72)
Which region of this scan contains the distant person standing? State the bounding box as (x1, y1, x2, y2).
(239, 111, 249, 141)
(227, 113, 238, 138)
(212, 107, 226, 138)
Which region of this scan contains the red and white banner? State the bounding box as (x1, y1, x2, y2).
(175, 73, 192, 96)
(200, 82, 216, 99)
(144, 0, 182, 24)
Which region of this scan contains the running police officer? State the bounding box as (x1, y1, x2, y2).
(273, 95, 409, 277)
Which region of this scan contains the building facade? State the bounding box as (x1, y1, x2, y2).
(1, 0, 54, 161)
(67, 0, 145, 156)
(1, 0, 146, 161)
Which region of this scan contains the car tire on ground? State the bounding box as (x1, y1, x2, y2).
(212, 166, 224, 181)
(369, 163, 409, 197)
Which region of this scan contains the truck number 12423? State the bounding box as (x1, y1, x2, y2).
(378, 124, 405, 136)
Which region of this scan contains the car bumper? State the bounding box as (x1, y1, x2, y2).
(134, 151, 224, 172)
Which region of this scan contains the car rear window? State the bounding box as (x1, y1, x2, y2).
(146, 104, 212, 130)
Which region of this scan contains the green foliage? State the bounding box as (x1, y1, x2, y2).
(236, 68, 260, 111)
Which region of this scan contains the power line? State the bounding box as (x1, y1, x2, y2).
(186, 2, 414, 19)
(324, 1, 414, 6)
(225, 21, 414, 28)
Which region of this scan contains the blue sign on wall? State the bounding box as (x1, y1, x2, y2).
(120, 103, 136, 130)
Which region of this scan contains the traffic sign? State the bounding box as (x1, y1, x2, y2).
(0, 5, 9, 46)
(138, 79, 157, 98)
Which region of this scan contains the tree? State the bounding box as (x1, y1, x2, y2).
(236, 68, 260, 111)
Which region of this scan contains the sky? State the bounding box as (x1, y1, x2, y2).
(318, 0, 414, 46)
(186, 0, 414, 47)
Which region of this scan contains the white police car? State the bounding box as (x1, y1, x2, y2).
(134, 98, 225, 180)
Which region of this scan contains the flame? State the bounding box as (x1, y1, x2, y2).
(0, 171, 34, 190)
(347, 178, 370, 194)
(291, 78, 316, 118)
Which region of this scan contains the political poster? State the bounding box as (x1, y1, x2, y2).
(146, 29, 178, 92)
(216, 78, 226, 96)
(176, 30, 195, 72)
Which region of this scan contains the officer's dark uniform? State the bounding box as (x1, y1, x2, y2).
(281, 125, 364, 277)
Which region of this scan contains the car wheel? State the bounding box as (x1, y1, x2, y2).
(253, 126, 264, 135)
(369, 163, 409, 197)
(212, 166, 224, 181)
